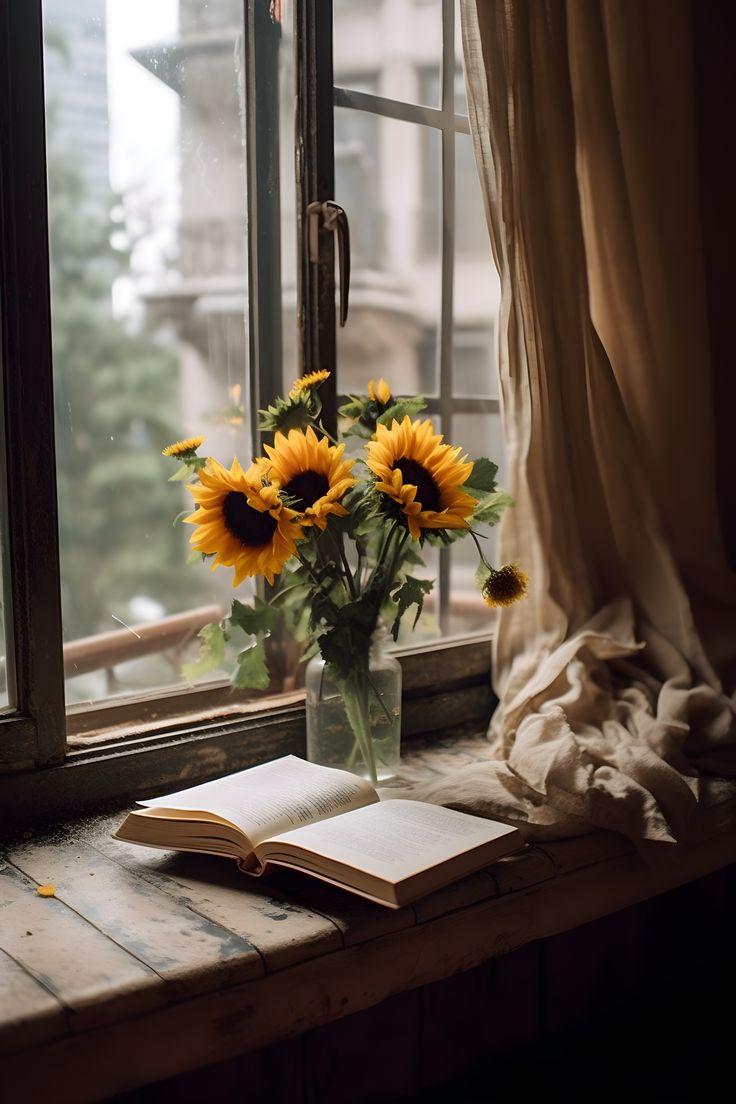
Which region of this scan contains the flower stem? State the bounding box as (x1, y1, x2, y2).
(340, 669, 378, 786)
(329, 531, 358, 598)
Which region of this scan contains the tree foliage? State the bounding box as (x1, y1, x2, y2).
(47, 121, 192, 639)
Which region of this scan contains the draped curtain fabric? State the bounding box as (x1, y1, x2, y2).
(413, 0, 736, 847)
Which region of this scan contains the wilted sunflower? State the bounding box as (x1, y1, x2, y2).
(184, 457, 303, 586)
(257, 426, 356, 529)
(365, 416, 476, 540)
(482, 564, 529, 608)
(289, 368, 331, 397)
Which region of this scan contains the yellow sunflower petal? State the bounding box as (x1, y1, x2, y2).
(289, 368, 331, 397)
(162, 435, 204, 457)
(368, 378, 392, 405)
(365, 417, 475, 539)
(184, 457, 303, 585)
(258, 426, 356, 527)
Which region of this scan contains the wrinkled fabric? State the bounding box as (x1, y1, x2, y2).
(419, 0, 736, 847)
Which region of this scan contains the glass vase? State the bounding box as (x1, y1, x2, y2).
(305, 628, 401, 784)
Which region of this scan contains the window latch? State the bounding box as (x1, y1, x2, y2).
(307, 200, 351, 327)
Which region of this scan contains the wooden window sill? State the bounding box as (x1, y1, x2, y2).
(2, 731, 735, 1101)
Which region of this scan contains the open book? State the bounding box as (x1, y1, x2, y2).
(113, 756, 523, 908)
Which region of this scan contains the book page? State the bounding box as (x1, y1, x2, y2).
(138, 756, 378, 846)
(260, 799, 519, 881)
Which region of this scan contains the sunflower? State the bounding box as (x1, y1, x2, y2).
(481, 565, 529, 608)
(368, 378, 392, 405)
(365, 416, 476, 540)
(184, 457, 303, 586)
(289, 368, 331, 397)
(257, 426, 356, 529)
(162, 435, 204, 458)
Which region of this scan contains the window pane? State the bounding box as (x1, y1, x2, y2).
(449, 413, 506, 633)
(334, 0, 442, 107)
(43, 0, 260, 708)
(336, 111, 441, 398)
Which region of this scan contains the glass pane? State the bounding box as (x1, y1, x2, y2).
(334, 0, 442, 107)
(449, 413, 506, 634)
(43, 0, 259, 708)
(336, 111, 441, 398)
(453, 131, 499, 398)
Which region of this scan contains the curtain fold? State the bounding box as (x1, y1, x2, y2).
(412, 0, 736, 847)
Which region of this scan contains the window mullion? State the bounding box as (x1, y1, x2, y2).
(295, 0, 338, 435)
(245, 0, 284, 455)
(0, 0, 66, 769)
(438, 0, 457, 635)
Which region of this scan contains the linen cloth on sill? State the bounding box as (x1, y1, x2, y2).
(399, 0, 736, 852)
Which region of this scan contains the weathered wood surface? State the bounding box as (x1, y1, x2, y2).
(6, 839, 264, 1000)
(0, 861, 167, 1039)
(4, 824, 736, 1104)
(87, 814, 343, 972)
(2, 731, 735, 1102)
(0, 942, 67, 1055)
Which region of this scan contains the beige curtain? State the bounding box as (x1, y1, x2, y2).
(414, 0, 736, 847)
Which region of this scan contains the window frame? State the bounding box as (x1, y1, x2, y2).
(0, 0, 496, 812)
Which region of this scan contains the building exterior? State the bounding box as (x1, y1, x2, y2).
(43, 0, 110, 210)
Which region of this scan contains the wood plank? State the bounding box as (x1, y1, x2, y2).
(304, 990, 421, 1104)
(7, 840, 264, 999)
(8, 828, 735, 1101)
(419, 963, 497, 1089)
(116, 1037, 306, 1104)
(88, 813, 343, 973)
(0, 945, 67, 1056)
(535, 831, 632, 875)
(264, 866, 418, 946)
(413, 870, 497, 923)
(541, 907, 640, 1036)
(0, 863, 164, 1034)
(492, 845, 556, 895)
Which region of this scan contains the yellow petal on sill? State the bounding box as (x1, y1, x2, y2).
(37, 883, 56, 898)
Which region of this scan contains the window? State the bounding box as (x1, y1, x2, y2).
(0, 0, 499, 811)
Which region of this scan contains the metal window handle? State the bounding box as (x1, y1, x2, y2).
(307, 200, 351, 327)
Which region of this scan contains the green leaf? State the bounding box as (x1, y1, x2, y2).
(338, 397, 366, 419)
(400, 544, 426, 567)
(377, 396, 427, 426)
(472, 489, 515, 526)
(230, 597, 278, 637)
(181, 621, 226, 682)
(462, 457, 498, 497)
(342, 423, 373, 440)
(233, 640, 270, 689)
(168, 463, 191, 482)
(389, 575, 434, 641)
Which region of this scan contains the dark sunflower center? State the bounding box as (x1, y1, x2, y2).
(284, 470, 330, 510)
(222, 491, 277, 547)
(392, 457, 441, 512)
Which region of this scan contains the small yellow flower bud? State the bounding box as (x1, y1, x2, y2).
(368, 378, 392, 405)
